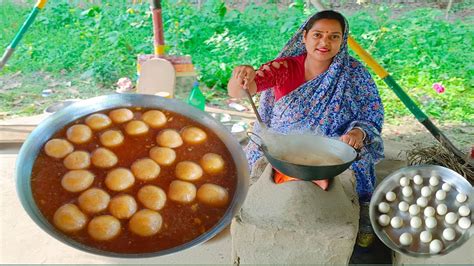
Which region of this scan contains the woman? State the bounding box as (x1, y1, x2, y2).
(227, 10, 384, 247)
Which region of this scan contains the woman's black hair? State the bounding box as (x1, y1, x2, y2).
(304, 10, 346, 34)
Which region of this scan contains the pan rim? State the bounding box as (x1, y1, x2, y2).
(260, 134, 358, 167)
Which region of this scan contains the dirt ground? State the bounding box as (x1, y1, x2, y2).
(378, 116, 472, 179)
(382, 116, 472, 159)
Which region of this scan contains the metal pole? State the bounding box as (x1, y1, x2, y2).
(150, 0, 165, 56)
(0, 0, 48, 70)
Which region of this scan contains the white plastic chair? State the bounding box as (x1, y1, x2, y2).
(136, 58, 176, 98)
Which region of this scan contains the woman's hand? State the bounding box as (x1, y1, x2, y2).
(234, 65, 256, 89)
(340, 128, 364, 149)
(227, 65, 258, 98)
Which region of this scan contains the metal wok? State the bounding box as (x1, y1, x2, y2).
(248, 132, 359, 181)
(15, 93, 250, 258)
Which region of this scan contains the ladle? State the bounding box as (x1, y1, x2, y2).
(244, 89, 267, 131)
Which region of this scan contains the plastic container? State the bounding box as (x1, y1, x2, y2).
(187, 81, 206, 110)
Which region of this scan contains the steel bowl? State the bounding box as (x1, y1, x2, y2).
(370, 165, 473, 257)
(16, 94, 250, 258)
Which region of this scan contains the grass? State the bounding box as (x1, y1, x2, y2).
(0, 0, 473, 123)
(0, 71, 111, 117)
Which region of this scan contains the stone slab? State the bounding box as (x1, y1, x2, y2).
(231, 161, 359, 264)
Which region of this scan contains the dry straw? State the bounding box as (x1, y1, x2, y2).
(406, 144, 474, 182)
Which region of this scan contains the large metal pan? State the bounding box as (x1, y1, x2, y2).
(369, 165, 473, 257)
(248, 132, 359, 181)
(15, 94, 250, 258)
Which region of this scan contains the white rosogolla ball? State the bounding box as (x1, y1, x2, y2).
(437, 204, 448, 215)
(425, 217, 437, 229)
(399, 176, 410, 186)
(420, 230, 432, 243)
(429, 239, 443, 254)
(441, 183, 451, 192)
(458, 217, 471, 229)
(442, 228, 456, 241)
(413, 174, 423, 185)
(390, 216, 403, 229)
(378, 214, 390, 227)
(421, 186, 432, 197)
(410, 216, 422, 229)
(378, 202, 390, 213)
(436, 190, 446, 201)
(409, 204, 420, 216)
(399, 232, 413, 246)
(445, 212, 458, 225)
(424, 206, 436, 217)
(458, 205, 471, 217)
(402, 186, 413, 197)
(385, 191, 397, 202)
(456, 193, 467, 203)
(398, 201, 409, 212)
(416, 197, 428, 208)
(429, 176, 439, 186)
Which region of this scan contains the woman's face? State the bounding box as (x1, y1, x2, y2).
(303, 19, 343, 63)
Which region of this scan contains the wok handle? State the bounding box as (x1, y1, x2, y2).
(354, 141, 375, 161)
(247, 132, 264, 151)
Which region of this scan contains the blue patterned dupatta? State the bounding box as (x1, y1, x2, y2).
(245, 15, 384, 201)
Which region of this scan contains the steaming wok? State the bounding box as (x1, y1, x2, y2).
(248, 132, 359, 181)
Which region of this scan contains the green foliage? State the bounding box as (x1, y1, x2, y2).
(349, 7, 473, 121)
(1, 1, 143, 85)
(160, 0, 304, 89)
(0, 1, 472, 122)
